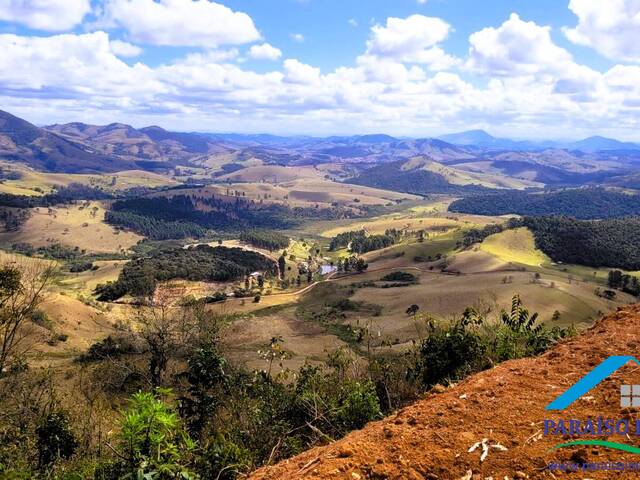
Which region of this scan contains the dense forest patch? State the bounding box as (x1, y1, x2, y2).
(450, 188, 640, 219)
(239, 230, 290, 251)
(106, 194, 365, 240)
(329, 229, 403, 254)
(95, 245, 276, 300)
(524, 216, 640, 270)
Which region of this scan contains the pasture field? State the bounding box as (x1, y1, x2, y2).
(0, 163, 177, 195)
(480, 227, 551, 267)
(58, 259, 126, 294)
(343, 267, 633, 339)
(0, 201, 142, 253)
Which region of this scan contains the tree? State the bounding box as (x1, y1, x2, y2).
(355, 258, 368, 273)
(179, 345, 227, 438)
(137, 286, 223, 388)
(608, 270, 623, 289)
(0, 259, 55, 376)
(277, 254, 286, 280)
(406, 304, 420, 316)
(36, 410, 78, 469)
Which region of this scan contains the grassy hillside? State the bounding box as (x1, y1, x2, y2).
(480, 227, 551, 266)
(0, 201, 142, 253)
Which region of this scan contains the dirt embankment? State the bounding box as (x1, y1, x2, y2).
(250, 305, 640, 479)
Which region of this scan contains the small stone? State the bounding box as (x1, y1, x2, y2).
(338, 446, 354, 458)
(351, 473, 361, 480)
(432, 384, 447, 394)
(514, 471, 528, 479)
(459, 431, 475, 442)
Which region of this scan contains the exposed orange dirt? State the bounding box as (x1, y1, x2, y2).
(249, 305, 640, 479)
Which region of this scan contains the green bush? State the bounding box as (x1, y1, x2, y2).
(415, 321, 487, 387)
(198, 435, 251, 480)
(380, 271, 418, 283)
(99, 389, 197, 479)
(336, 381, 381, 431)
(414, 295, 574, 388)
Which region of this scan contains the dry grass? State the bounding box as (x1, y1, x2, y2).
(0, 201, 142, 253)
(0, 162, 177, 196)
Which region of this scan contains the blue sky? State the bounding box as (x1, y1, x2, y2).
(1, 0, 639, 139)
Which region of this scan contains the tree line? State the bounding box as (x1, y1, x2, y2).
(239, 230, 289, 251)
(329, 229, 402, 254)
(450, 188, 640, 219)
(106, 194, 366, 240)
(95, 245, 277, 301)
(524, 216, 640, 270)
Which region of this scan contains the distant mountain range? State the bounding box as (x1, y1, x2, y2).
(437, 129, 640, 153)
(1, 109, 640, 175)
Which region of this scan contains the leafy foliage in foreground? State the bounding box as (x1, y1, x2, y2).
(96, 389, 197, 479)
(414, 295, 574, 387)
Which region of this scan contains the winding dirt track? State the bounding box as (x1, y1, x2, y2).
(249, 304, 640, 479)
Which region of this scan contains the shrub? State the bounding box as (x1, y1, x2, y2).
(36, 411, 78, 469)
(336, 381, 381, 431)
(77, 335, 139, 362)
(198, 435, 251, 480)
(380, 271, 417, 283)
(99, 389, 196, 479)
(415, 320, 486, 387)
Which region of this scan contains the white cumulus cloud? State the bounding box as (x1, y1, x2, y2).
(564, 0, 640, 62)
(249, 43, 282, 61)
(101, 0, 260, 47)
(0, 0, 91, 31)
(467, 13, 574, 77)
(366, 14, 458, 69)
(110, 39, 143, 57)
(283, 59, 320, 84)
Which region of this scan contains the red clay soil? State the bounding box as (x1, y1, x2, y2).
(249, 305, 640, 479)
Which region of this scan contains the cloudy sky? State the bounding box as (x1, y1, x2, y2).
(1, 0, 640, 139)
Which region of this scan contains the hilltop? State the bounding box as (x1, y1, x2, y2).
(251, 305, 640, 480)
